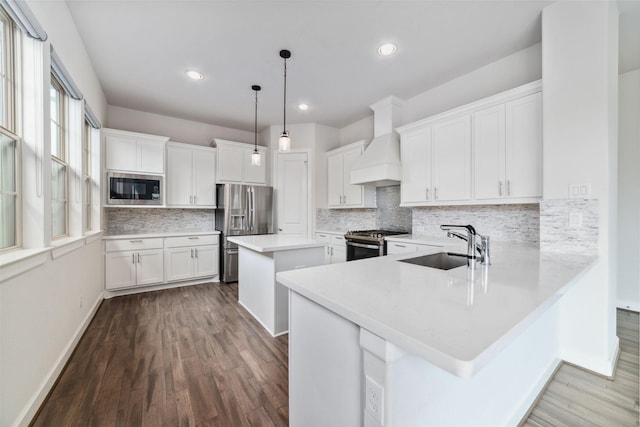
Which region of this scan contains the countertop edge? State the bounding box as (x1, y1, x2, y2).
(103, 231, 220, 240)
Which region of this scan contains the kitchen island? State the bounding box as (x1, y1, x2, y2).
(276, 242, 597, 427)
(227, 235, 325, 336)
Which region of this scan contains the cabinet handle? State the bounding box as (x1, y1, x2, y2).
(132, 253, 135, 264)
(188, 237, 199, 240)
(331, 247, 334, 256)
(506, 180, 511, 196)
(425, 188, 429, 200)
(395, 244, 406, 248)
(137, 253, 140, 263)
(129, 240, 143, 243)
(434, 187, 439, 200)
(195, 248, 198, 258)
(193, 195, 197, 204)
(498, 181, 503, 196)
(190, 248, 194, 258)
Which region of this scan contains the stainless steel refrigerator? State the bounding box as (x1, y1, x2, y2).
(215, 184, 274, 282)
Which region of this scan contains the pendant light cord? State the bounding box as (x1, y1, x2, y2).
(254, 88, 258, 151)
(282, 57, 287, 133)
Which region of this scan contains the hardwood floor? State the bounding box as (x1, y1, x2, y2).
(521, 309, 640, 427)
(31, 283, 289, 427)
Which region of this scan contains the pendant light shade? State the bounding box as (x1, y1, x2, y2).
(251, 85, 261, 166)
(279, 49, 291, 153)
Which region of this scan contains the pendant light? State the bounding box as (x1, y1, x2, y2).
(278, 49, 291, 152)
(251, 85, 261, 166)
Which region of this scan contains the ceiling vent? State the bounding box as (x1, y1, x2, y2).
(350, 96, 404, 187)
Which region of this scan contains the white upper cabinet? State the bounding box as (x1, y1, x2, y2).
(326, 141, 376, 209)
(432, 115, 471, 202)
(104, 128, 168, 174)
(474, 92, 542, 201)
(214, 139, 268, 185)
(398, 80, 542, 207)
(166, 142, 216, 207)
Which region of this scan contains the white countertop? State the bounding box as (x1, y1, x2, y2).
(277, 243, 597, 378)
(385, 234, 452, 246)
(228, 234, 326, 253)
(103, 230, 219, 240)
(315, 229, 347, 235)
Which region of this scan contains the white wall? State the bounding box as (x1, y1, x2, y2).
(108, 105, 255, 146)
(27, 1, 107, 123)
(617, 69, 640, 310)
(542, 0, 619, 375)
(1, 2, 108, 426)
(338, 43, 542, 143)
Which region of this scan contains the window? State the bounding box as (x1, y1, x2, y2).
(82, 119, 90, 230)
(0, 8, 19, 251)
(50, 75, 67, 238)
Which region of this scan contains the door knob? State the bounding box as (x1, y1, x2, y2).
(279, 228, 283, 232)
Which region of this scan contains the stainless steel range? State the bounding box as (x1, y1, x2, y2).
(345, 229, 408, 261)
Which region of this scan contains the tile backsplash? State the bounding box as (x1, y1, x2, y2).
(412, 204, 540, 245)
(105, 208, 215, 235)
(539, 198, 598, 255)
(316, 185, 412, 231)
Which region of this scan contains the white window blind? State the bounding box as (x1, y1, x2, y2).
(50, 47, 82, 101)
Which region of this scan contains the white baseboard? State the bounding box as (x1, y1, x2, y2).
(104, 276, 219, 299)
(617, 299, 639, 312)
(13, 292, 104, 427)
(238, 300, 288, 337)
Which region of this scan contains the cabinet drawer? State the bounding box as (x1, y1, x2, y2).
(387, 242, 419, 255)
(331, 235, 346, 245)
(105, 238, 164, 252)
(315, 233, 331, 243)
(164, 234, 219, 248)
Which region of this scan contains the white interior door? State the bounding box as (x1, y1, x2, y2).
(277, 152, 309, 237)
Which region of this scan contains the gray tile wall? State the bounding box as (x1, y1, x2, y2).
(539, 199, 599, 255)
(316, 185, 411, 231)
(412, 204, 540, 245)
(104, 208, 215, 235)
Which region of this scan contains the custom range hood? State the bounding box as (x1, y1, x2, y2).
(350, 96, 404, 187)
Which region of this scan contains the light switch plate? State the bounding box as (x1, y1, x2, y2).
(569, 184, 592, 199)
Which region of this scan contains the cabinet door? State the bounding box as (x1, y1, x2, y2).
(331, 244, 347, 264)
(137, 139, 165, 174)
(244, 148, 267, 185)
(342, 148, 364, 207)
(136, 249, 165, 285)
(327, 154, 344, 207)
(165, 247, 194, 282)
(387, 242, 418, 255)
(217, 145, 245, 182)
(193, 245, 219, 278)
(432, 115, 471, 202)
(474, 105, 506, 200)
(105, 251, 137, 289)
(166, 145, 193, 206)
(193, 149, 217, 206)
(105, 136, 137, 172)
(505, 92, 542, 199)
(401, 129, 432, 203)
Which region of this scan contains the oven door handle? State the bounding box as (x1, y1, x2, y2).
(346, 241, 380, 250)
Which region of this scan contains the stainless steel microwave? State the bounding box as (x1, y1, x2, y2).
(107, 172, 163, 205)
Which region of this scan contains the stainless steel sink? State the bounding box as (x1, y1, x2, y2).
(399, 252, 468, 270)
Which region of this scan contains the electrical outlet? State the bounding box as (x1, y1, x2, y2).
(365, 376, 384, 424)
(568, 212, 583, 228)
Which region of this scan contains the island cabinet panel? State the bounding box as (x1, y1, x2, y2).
(315, 232, 347, 264)
(289, 291, 362, 427)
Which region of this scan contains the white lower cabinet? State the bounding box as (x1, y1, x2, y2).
(387, 241, 420, 255)
(316, 232, 347, 264)
(105, 238, 165, 290)
(105, 234, 219, 291)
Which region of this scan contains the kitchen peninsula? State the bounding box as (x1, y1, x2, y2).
(276, 243, 597, 427)
(228, 235, 325, 336)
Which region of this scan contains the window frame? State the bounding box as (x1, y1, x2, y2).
(0, 126, 21, 251)
(82, 118, 91, 231)
(50, 74, 68, 239)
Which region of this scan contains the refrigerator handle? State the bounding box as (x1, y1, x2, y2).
(249, 187, 255, 231)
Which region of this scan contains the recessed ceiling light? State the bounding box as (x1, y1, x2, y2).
(185, 70, 204, 80)
(377, 43, 397, 56)
(298, 103, 309, 111)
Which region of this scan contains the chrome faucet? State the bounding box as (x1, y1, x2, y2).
(440, 224, 491, 267)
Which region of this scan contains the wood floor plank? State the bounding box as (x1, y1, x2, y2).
(522, 309, 640, 427)
(30, 283, 288, 427)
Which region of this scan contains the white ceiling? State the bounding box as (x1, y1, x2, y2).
(66, 0, 638, 133)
